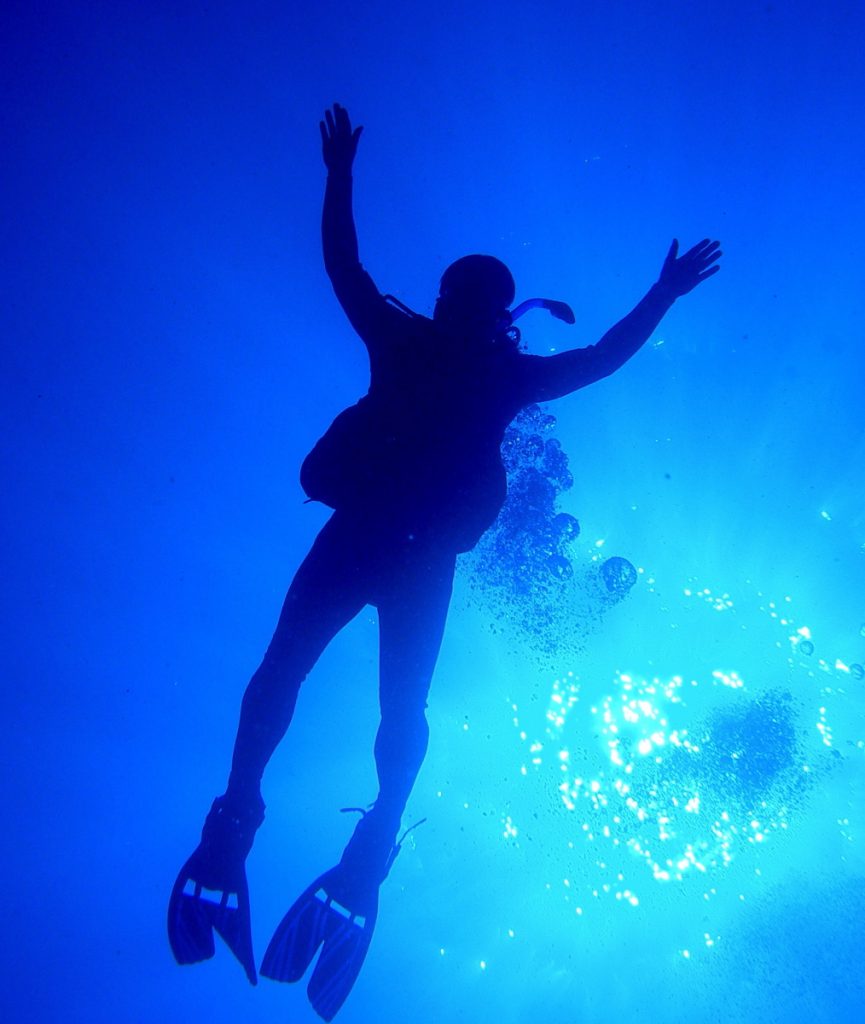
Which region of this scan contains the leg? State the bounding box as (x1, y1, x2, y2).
(260, 546, 456, 1017)
(371, 548, 457, 834)
(227, 513, 371, 800)
(169, 513, 371, 983)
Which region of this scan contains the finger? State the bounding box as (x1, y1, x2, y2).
(325, 108, 335, 135)
(695, 246, 722, 268)
(682, 238, 712, 260)
(695, 265, 721, 282)
(695, 239, 721, 258)
(319, 121, 328, 145)
(335, 104, 351, 133)
(694, 240, 721, 263)
(666, 238, 679, 262)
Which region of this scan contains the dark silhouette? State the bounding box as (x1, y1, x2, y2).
(168, 103, 721, 1020)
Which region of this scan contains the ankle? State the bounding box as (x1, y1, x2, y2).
(225, 774, 265, 811)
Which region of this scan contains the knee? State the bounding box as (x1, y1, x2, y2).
(242, 653, 306, 716)
(379, 701, 429, 747)
(382, 690, 428, 722)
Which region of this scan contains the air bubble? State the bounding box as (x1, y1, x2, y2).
(600, 556, 638, 598)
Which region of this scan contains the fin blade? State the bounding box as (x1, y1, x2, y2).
(211, 875, 257, 985)
(307, 909, 375, 1022)
(167, 884, 216, 965)
(167, 858, 257, 984)
(261, 884, 331, 983)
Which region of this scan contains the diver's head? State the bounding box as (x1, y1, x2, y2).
(433, 254, 516, 330)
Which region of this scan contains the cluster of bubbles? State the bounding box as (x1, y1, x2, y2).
(458, 399, 865, 978)
(497, 575, 865, 970)
(493, 403, 579, 587)
(517, 668, 807, 896)
(445, 388, 865, 1004)
(465, 404, 637, 657)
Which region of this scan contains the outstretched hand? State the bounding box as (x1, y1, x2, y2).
(320, 103, 362, 173)
(657, 238, 721, 298)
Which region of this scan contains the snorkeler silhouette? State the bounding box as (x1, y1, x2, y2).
(168, 103, 721, 1020)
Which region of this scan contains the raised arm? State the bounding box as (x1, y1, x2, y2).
(321, 104, 362, 277)
(320, 104, 392, 342)
(522, 239, 722, 403)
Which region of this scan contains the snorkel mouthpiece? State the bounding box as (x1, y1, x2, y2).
(495, 297, 575, 349)
(509, 298, 576, 324)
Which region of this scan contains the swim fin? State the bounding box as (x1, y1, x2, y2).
(261, 811, 422, 1021)
(260, 863, 377, 1021)
(167, 792, 264, 985)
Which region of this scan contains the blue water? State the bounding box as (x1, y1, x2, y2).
(3, 1, 864, 1021)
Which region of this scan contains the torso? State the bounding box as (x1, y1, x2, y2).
(303, 311, 529, 552)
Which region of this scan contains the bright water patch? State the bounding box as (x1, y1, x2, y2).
(497, 575, 863, 963)
(444, 411, 864, 1016)
(522, 669, 806, 889)
(432, 557, 865, 1015)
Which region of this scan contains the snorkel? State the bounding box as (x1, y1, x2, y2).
(496, 296, 576, 347)
(385, 292, 577, 348)
(509, 298, 576, 325)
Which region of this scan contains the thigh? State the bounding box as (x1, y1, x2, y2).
(263, 513, 372, 670)
(376, 548, 457, 712)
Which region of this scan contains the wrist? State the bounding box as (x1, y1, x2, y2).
(652, 280, 677, 305)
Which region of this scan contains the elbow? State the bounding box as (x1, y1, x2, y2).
(594, 360, 621, 383)
(323, 251, 355, 283)
(591, 343, 632, 381)
(323, 253, 340, 280)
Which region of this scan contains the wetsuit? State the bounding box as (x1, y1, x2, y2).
(227, 166, 677, 838)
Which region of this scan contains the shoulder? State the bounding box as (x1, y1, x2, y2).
(509, 349, 546, 377)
